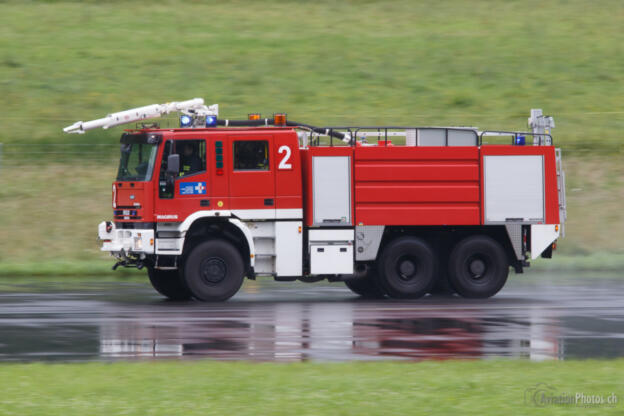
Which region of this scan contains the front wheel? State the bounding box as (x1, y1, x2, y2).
(448, 235, 509, 299)
(182, 239, 245, 302)
(147, 268, 192, 301)
(376, 237, 436, 299)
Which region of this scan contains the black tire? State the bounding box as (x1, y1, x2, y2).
(344, 266, 386, 298)
(376, 237, 436, 299)
(448, 235, 509, 299)
(182, 239, 244, 302)
(147, 268, 192, 301)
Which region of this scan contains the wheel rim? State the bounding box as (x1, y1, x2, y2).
(465, 254, 490, 281)
(396, 255, 418, 281)
(199, 257, 227, 285)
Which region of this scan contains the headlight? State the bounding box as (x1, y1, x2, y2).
(134, 236, 143, 251)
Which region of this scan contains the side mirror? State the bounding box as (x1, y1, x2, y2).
(166, 154, 180, 175)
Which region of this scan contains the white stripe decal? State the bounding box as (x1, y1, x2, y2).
(231, 209, 303, 220)
(165, 209, 304, 233)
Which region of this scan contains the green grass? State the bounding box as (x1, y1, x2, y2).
(0, 260, 142, 277)
(0, 0, 622, 153)
(0, 360, 622, 415)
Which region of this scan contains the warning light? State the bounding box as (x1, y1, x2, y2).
(216, 168, 224, 176)
(180, 114, 192, 128)
(205, 115, 217, 127)
(515, 135, 526, 145)
(248, 113, 261, 120)
(273, 113, 287, 126)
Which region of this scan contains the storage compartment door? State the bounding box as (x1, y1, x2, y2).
(275, 221, 302, 276)
(310, 244, 354, 274)
(312, 156, 351, 225)
(484, 155, 544, 223)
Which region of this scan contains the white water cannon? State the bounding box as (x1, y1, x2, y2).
(63, 98, 218, 134)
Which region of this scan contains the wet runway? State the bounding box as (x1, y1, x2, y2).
(1, 273, 623, 362)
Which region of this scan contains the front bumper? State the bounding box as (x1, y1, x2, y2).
(98, 221, 155, 255)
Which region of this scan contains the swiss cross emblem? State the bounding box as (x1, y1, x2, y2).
(179, 181, 207, 195)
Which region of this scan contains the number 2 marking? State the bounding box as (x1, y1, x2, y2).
(278, 145, 292, 169)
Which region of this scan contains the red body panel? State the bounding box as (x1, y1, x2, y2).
(273, 133, 303, 210)
(354, 146, 481, 226)
(113, 181, 154, 222)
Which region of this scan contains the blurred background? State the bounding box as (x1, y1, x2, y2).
(0, 0, 622, 275)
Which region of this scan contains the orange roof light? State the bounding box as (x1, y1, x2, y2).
(274, 113, 287, 126)
(248, 113, 261, 120)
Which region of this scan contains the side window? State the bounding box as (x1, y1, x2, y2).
(177, 140, 206, 177)
(233, 140, 269, 171)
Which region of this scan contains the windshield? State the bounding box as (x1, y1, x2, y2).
(116, 142, 158, 181)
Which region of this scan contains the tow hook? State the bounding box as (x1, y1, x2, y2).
(112, 260, 145, 270)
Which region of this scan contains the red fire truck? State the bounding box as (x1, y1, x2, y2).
(64, 99, 566, 301)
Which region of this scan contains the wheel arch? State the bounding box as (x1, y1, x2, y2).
(182, 216, 254, 272)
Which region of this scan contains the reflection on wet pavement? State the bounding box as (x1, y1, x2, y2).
(0, 274, 623, 362)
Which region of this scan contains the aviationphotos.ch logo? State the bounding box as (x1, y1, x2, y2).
(179, 181, 206, 195)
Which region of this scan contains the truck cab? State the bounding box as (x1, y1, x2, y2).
(100, 127, 307, 300)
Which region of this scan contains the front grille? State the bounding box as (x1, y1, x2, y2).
(114, 222, 155, 230)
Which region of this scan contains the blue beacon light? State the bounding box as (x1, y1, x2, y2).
(179, 114, 192, 128)
(206, 115, 217, 127)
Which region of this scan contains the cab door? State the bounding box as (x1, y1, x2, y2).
(228, 135, 276, 218)
(155, 138, 211, 220)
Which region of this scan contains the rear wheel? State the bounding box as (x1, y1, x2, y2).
(376, 237, 436, 299)
(147, 268, 192, 301)
(344, 266, 386, 298)
(182, 239, 245, 302)
(448, 235, 509, 298)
